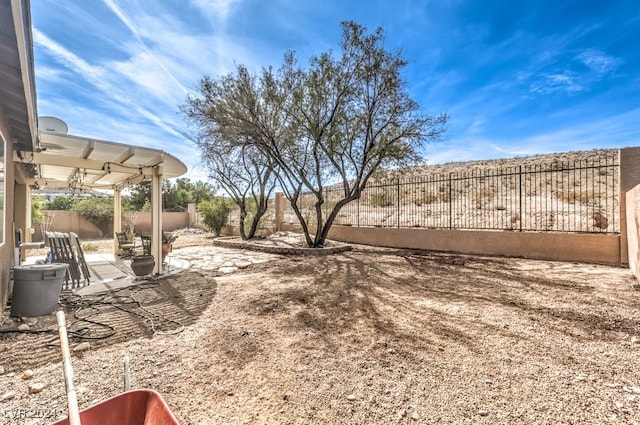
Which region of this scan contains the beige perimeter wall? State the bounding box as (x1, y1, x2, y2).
(325, 226, 622, 265)
(36, 211, 191, 240)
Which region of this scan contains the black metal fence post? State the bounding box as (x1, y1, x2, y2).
(449, 173, 453, 230)
(519, 165, 523, 232)
(397, 179, 400, 228)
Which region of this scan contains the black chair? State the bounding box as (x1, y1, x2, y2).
(140, 234, 151, 255)
(115, 232, 136, 257)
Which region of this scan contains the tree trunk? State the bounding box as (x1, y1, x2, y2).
(238, 207, 248, 240)
(246, 201, 268, 239)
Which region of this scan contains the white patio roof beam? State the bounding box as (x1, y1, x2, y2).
(15, 151, 158, 176)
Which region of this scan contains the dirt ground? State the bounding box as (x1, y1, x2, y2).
(1, 230, 640, 424)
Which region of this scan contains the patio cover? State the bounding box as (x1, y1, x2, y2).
(14, 127, 188, 275)
(17, 130, 187, 190)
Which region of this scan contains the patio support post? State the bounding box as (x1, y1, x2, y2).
(14, 183, 30, 262)
(113, 188, 122, 253)
(151, 166, 163, 275)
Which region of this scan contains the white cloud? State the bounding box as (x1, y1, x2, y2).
(529, 72, 583, 94)
(190, 0, 242, 20)
(576, 49, 621, 76)
(34, 28, 183, 139)
(427, 108, 640, 166)
(111, 49, 187, 105)
(33, 29, 107, 84)
(467, 117, 485, 134)
(101, 0, 189, 95)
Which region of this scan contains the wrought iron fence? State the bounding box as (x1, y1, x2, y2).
(283, 154, 620, 234)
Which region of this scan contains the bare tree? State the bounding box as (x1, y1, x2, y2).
(182, 21, 447, 247)
(183, 72, 277, 240)
(265, 22, 447, 246)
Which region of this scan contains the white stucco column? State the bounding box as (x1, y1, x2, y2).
(151, 166, 163, 275)
(113, 188, 122, 253)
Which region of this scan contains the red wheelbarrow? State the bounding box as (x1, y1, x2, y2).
(50, 311, 180, 425)
(50, 389, 180, 425)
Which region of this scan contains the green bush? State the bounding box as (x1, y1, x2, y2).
(72, 198, 114, 236)
(46, 196, 76, 211)
(32, 196, 45, 226)
(198, 197, 231, 236)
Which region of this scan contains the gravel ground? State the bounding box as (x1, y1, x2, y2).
(1, 230, 639, 424)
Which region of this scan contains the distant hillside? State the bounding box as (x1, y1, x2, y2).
(373, 148, 619, 180)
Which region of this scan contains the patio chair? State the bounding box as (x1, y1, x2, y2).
(140, 234, 151, 255)
(115, 232, 136, 257)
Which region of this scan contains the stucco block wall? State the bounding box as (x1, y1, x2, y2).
(34, 210, 104, 240)
(326, 226, 621, 265)
(34, 211, 191, 240)
(131, 212, 189, 235)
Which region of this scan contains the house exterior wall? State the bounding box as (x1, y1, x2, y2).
(619, 147, 640, 269)
(0, 118, 18, 312)
(625, 184, 640, 278)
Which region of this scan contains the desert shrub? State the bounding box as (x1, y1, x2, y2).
(198, 197, 231, 236)
(556, 190, 603, 205)
(81, 242, 99, 253)
(413, 193, 439, 206)
(371, 191, 394, 207)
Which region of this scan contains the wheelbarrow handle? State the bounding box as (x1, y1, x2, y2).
(56, 310, 82, 425)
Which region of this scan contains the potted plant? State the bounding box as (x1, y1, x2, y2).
(162, 231, 178, 244)
(161, 232, 178, 262)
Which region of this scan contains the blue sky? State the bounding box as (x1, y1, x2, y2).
(31, 0, 640, 182)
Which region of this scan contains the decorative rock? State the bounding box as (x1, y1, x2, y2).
(1, 391, 16, 401)
(22, 369, 34, 380)
(28, 383, 46, 394)
(478, 409, 489, 417)
(411, 412, 420, 420)
(346, 394, 356, 401)
(18, 324, 30, 331)
(397, 409, 407, 418)
(218, 266, 238, 274)
(73, 342, 91, 352)
(0, 365, 5, 374)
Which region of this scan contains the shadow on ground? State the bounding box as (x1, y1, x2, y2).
(0, 270, 218, 372)
(242, 249, 639, 358)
